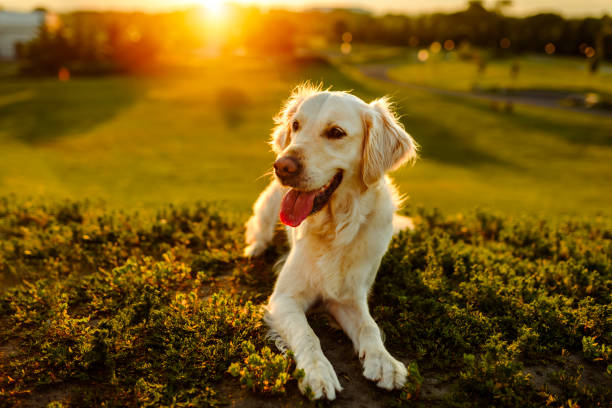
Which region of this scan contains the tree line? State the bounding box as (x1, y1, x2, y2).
(16, 1, 611, 75)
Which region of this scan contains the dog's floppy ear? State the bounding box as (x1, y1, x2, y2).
(270, 83, 322, 154)
(361, 97, 417, 187)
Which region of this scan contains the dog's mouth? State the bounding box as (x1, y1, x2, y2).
(279, 171, 343, 227)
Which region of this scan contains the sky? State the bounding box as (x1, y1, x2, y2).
(0, 0, 609, 17)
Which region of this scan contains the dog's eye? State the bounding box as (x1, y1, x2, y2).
(292, 120, 299, 132)
(326, 127, 346, 139)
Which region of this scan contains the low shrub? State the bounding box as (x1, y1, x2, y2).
(0, 198, 610, 406)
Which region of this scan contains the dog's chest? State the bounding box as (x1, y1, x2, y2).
(296, 233, 367, 301)
(291, 187, 392, 301)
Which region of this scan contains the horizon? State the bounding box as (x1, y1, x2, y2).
(0, 0, 610, 18)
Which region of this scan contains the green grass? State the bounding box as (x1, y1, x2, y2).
(1, 53, 610, 406)
(1, 57, 611, 219)
(0, 199, 610, 407)
(387, 52, 612, 95)
(0, 60, 285, 214)
(344, 57, 612, 219)
(391, 91, 612, 218)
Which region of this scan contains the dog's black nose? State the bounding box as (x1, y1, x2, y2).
(274, 156, 301, 181)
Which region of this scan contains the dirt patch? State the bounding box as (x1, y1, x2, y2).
(523, 352, 612, 396)
(0, 338, 19, 360)
(565, 353, 612, 389)
(19, 383, 73, 408)
(523, 364, 563, 394)
(420, 376, 454, 401)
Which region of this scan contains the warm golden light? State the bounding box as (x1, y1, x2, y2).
(430, 41, 441, 54)
(584, 46, 596, 58)
(417, 49, 429, 61)
(200, 0, 227, 19)
(341, 42, 352, 54)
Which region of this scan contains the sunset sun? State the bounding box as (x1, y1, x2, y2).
(200, 0, 227, 18)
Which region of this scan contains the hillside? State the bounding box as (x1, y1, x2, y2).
(1, 58, 612, 217)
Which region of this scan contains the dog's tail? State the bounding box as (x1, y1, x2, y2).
(392, 214, 414, 235)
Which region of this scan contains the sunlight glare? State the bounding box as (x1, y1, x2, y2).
(200, 0, 227, 19)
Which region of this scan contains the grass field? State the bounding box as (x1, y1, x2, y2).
(1, 54, 611, 406)
(387, 52, 612, 95)
(1, 57, 611, 218)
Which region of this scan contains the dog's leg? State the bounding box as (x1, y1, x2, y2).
(266, 293, 342, 400)
(244, 180, 283, 257)
(328, 297, 407, 390)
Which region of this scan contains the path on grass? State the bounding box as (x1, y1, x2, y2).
(359, 63, 612, 118)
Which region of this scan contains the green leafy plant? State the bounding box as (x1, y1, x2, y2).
(582, 336, 611, 363)
(0, 198, 610, 407)
(228, 341, 300, 395)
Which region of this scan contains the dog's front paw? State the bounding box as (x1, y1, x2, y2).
(298, 357, 343, 400)
(243, 241, 267, 257)
(361, 349, 407, 390)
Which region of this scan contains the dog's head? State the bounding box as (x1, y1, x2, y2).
(271, 84, 417, 227)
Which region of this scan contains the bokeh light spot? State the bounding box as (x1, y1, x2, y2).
(584, 46, 596, 58)
(417, 49, 429, 61)
(342, 32, 352, 43)
(341, 42, 352, 54)
(45, 13, 61, 33)
(585, 93, 599, 106)
(58, 67, 70, 82)
(500, 38, 511, 49)
(430, 41, 441, 53)
(444, 39, 455, 51)
(544, 43, 556, 54)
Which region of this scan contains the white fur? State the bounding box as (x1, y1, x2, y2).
(244, 85, 417, 400)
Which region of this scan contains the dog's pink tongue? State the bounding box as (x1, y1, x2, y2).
(280, 189, 316, 227)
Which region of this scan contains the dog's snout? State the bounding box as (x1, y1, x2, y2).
(274, 156, 301, 181)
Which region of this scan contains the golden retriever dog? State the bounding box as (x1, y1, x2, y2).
(244, 84, 417, 400)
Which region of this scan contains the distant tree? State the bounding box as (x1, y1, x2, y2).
(494, 0, 513, 14)
(15, 4, 612, 77)
(591, 15, 611, 73)
(19, 25, 76, 74)
(467, 1, 487, 13)
(515, 13, 564, 51)
(244, 11, 297, 56)
(334, 20, 348, 42)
